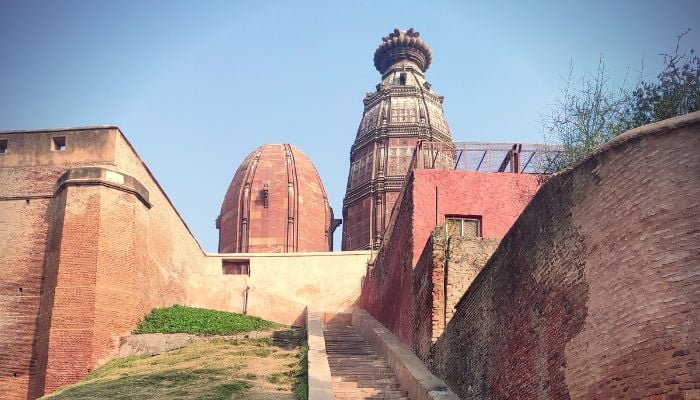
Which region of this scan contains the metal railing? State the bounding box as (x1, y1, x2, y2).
(411, 141, 564, 174)
(370, 140, 563, 266)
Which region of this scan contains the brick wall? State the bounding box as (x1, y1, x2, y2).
(360, 173, 416, 344)
(0, 127, 372, 399)
(431, 113, 700, 399)
(0, 128, 117, 399)
(361, 168, 540, 346)
(412, 228, 499, 361)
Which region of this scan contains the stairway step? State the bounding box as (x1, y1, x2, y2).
(324, 323, 408, 400)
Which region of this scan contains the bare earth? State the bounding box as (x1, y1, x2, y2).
(42, 329, 306, 400)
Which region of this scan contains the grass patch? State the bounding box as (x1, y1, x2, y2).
(43, 328, 306, 400)
(84, 355, 150, 381)
(133, 305, 279, 335)
(293, 345, 309, 400)
(201, 381, 253, 400)
(266, 372, 285, 384)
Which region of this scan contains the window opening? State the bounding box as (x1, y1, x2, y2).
(445, 216, 481, 238)
(222, 260, 250, 275)
(52, 136, 66, 151)
(399, 72, 407, 85)
(0, 139, 7, 154)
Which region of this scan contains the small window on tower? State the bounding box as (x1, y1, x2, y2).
(0, 139, 7, 154)
(445, 216, 481, 238)
(399, 73, 407, 85)
(52, 136, 66, 151)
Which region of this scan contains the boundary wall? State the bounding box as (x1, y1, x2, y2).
(0, 127, 369, 399)
(431, 113, 700, 398)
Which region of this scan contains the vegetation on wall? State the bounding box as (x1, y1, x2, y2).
(543, 30, 699, 171)
(133, 305, 279, 335)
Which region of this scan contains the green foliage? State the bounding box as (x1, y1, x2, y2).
(133, 305, 278, 335)
(626, 29, 699, 126)
(294, 345, 309, 400)
(266, 372, 287, 384)
(544, 30, 698, 171)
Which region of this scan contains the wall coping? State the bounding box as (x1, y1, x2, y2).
(306, 308, 334, 400)
(56, 166, 152, 208)
(352, 308, 459, 400)
(0, 125, 121, 134)
(557, 111, 700, 175)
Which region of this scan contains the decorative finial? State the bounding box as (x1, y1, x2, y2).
(373, 28, 432, 74)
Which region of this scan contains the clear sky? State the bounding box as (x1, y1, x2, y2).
(1, 0, 698, 251)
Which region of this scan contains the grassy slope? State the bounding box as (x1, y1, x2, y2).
(133, 305, 279, 335)
(43, 334, 308, 400)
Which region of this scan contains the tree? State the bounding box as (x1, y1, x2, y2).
(625, 29, 700, 127)
(543, 30, 699, 172)
(542, 57, 630, 171)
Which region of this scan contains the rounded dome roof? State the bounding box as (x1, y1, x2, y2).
(218, 144, 333, 253)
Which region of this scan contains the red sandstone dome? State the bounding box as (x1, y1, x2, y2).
(218, 144, 335, 253)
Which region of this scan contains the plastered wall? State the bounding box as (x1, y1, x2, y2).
(361, 168, 540, 345)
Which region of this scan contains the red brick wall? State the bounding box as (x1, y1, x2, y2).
(412, 232, 439, 361)
(360, 174, 416, 343)
(1, 128, 369, 399)
(0, 128, 117, 400)
(431, 114, 700, 399)
(361, 169, 539, 345)
(0, 128, 207, 398)
(0, 198, 52, 399)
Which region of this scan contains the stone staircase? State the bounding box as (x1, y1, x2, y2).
(324, 319, 409, 400)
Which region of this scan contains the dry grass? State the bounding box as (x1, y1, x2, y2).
(42, 329, 306, 400)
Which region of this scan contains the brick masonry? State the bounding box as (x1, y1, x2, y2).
(361, 168, 540, 346)
(0, 127, 371, 399)
(412, 228, 499, 362)
(431, 113, 700, 399)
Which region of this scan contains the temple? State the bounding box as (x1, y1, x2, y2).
(342, 28, 453, 250)
(218, 144, 338, 253)
(0, 27, 697, 400)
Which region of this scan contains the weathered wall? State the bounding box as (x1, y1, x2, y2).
(0, 128, 118, 399)
(412, 228, 499, 361)
(361, 169, 540, 345)
(203, 251, 371, 326)
(432, 112, 700, 399)
(0, 127, 371, 399)
(361, 173, 416, 343)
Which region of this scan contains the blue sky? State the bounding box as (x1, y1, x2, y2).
(1, 1, 698, 251)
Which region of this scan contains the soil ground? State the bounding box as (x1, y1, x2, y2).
(41, 328, 307, 400)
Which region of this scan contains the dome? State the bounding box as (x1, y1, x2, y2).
(218, 144, 335, 253)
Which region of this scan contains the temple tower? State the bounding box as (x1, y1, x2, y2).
(342, 28, 453, 250)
